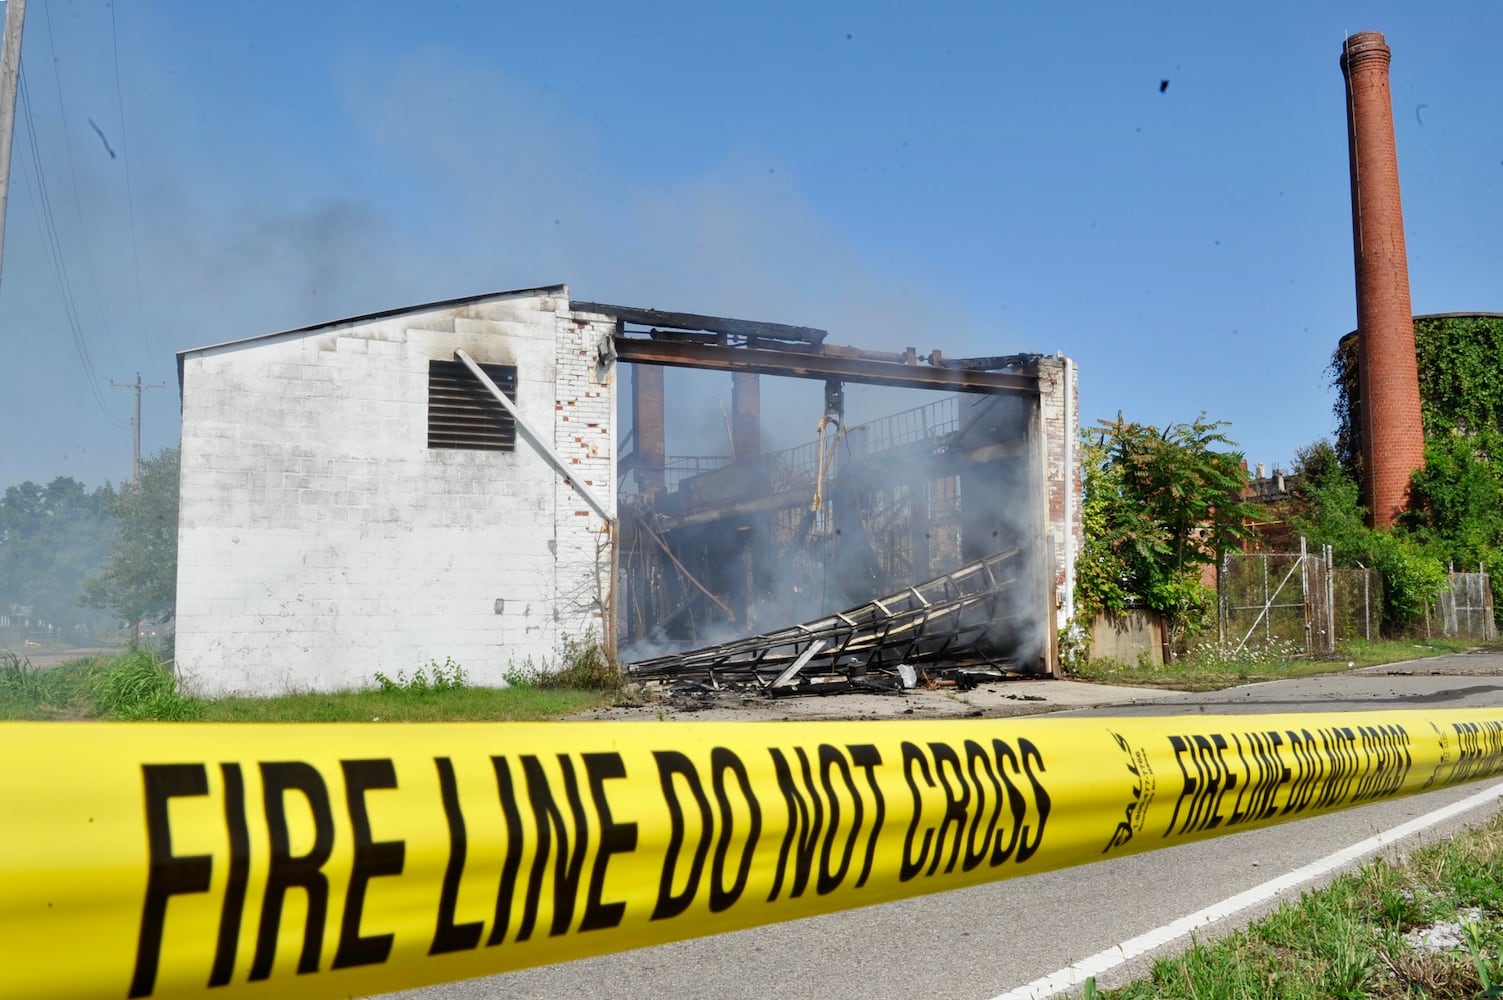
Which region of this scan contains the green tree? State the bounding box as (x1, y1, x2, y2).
(1323, 316, 1503, 629)
(1407, 429, 1503, 572)
(1287, 437, 1448, 628)
(1076, 415, 1257, 642)
(1288, 439, 1370, 564)
(85, 448, 180, 640)
(1330, 314, 1503, 479)
(0, 476, 117, 635)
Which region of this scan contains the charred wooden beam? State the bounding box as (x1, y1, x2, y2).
(613, 338, 1038, 395)
(927, 350, 1044, 372)
(656, 483, 812, 531)
(572, 301, 827, 345)
(745, 339, 921, 366)
(647, 329, 723, 346)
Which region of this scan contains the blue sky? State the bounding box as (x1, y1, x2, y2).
(2, 1, 1500, 487)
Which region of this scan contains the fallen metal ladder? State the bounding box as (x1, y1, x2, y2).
(626, 549, 1028, 695)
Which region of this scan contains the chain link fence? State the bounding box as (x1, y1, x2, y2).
(1219, 541, 1332, 655)
(1330, 566, 1382, 642)
(1223, 542, 1495, 647)
(1426, 571, 1497, 641)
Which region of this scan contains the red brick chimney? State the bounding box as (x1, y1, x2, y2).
(1341, 31, 1426, 528)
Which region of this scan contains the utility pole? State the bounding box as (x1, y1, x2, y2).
(0, 0, 27, 292)
(111, 372, 165, 484)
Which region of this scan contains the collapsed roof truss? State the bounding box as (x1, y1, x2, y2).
(573, 300, 1042, 395)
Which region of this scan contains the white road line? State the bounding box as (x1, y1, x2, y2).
(988, 780, 1503, 1000)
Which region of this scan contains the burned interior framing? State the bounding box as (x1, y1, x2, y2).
(562, 302, 1070, 694)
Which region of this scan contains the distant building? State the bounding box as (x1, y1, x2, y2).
(1240, 467, 1301, 553)
(1, 605, 33, 649)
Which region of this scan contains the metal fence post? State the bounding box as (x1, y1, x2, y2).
(1299, 537, 1310, 655)
(1326, 544, 1336, 654)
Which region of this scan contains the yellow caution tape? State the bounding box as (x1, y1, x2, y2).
(2, 710, 1502, 999)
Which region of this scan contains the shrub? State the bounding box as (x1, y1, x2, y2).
(1366, 531, 1448, 627)
(505, 636, 623, 692)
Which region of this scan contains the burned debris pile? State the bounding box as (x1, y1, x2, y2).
(627, 549, 1032, 696)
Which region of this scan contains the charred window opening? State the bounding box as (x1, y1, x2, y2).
(427, 359, 517, 451)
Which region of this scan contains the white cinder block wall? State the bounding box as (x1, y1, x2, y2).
(175, 286, 616, 695)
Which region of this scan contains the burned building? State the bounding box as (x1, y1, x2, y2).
(173, 286, 1078, 696)
(596, 303, 1080, 685)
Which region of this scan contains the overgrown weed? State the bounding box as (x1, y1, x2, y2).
(1187, 637, 1306, 670)
(0, 650, 109, 718)
(505, 636, 625, 693)
(0, 650, 47, 706)
(1095, 811, 1503, 999)
(373, 657, 468, 696)
(1462, 918, 1503, 999)
(91, 649, 199, 721)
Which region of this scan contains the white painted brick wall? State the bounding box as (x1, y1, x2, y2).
(1036, 356, 1081, 631)
(175, 288, 616, 695)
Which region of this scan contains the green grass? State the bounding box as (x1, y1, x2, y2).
(0, 648, 620, 722)
(1093, 812, 1503, 999)
(197, 686, 613, 722)
(1, 649, 202, 720)
(1068, 638, 1487, 692)
(1340, 638, 1490, 669)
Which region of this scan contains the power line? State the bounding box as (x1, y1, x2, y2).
(107, 0, 149, 342)
(38, 0, 123, 371)
(18, 67, 119, 421)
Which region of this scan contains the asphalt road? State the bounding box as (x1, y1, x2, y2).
(0, 645, 114, 668)
(378, 651, 1503, 1000)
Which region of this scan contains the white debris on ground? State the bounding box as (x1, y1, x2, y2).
(1402, 907, 1485, 952)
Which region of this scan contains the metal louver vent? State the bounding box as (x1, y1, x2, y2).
(427, 359, 517, 451)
